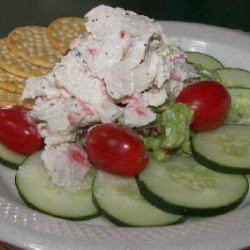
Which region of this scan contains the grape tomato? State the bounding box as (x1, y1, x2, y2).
(86, 124, 148, 176)
(0, 106, 44, 155)
(176, 81, 231, 131)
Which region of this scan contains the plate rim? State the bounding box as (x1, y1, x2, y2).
(0, 21, 249, 250)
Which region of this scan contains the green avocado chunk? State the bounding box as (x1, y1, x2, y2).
(142, 100, 194, 161)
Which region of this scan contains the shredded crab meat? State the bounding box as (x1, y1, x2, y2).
(21, 5, 194, 189)
(122, 96, 156, 127)
(41, 143, 91, 189)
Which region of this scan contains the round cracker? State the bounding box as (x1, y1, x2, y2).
(0, 88, 33, 108)
(7, 26, 62, 68)
(0, 80, 25, 94)
(0, 67, 24, 82)
(0, 39, 50, 78)
(48, 17, 85, 53)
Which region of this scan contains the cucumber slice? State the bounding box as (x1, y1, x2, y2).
(92, 170, 184, 227)
(137, 155, 248, 217)
(0, 143, 26, 169)
(226, 88, 250, 125)
(216, 68, 250, 88)
(15, 151, 99, 220)
(186, 51, 223, 70)
(192, 125, 250, 174)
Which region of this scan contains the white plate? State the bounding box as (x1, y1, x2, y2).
(0, 21, 249, 250)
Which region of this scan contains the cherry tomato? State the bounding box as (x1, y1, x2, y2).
(0, 106, 44, 155)
(176, 81, 231, 132)
(86, 124, 148, 176)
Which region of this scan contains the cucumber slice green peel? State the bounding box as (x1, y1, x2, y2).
(0, 157, 23, 170)
(186, 51, 224, 71)
(216, 68, 250, 88)
(0, 143, 27, 170)
(192, 148, 250, 175)
(185, 51, 223, 81)
(92, 193, 184, 227)
(137, 156, 249, 217)
(192, 125, 250, 175)
(92, 170, 184, 227)
(15, 151, 100, 221)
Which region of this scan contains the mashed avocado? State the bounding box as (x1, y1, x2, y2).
(142, 100, 194, 161)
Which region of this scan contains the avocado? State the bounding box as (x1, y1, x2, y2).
(143, 100, 194, 161)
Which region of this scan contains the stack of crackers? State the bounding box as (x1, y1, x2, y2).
(0, 17, 85, 108)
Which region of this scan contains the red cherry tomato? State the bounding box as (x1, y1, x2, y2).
(86, 124, 148, 176)
(0, 106, 44, 155)
(176, 81, 231, 132)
